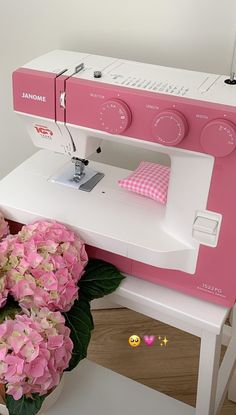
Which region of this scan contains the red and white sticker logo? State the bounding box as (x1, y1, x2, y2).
(34, 125, 53, 138)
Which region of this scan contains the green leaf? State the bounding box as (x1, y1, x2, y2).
(0, 296, 21, 324)
(6, 393, 45, 415)
(79, 259, 125, 301)
(63, 297, 94, 371)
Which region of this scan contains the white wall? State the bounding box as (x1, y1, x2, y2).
(1, 0, 236, 178)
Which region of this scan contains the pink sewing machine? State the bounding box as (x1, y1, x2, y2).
(1, 50, 236, 307)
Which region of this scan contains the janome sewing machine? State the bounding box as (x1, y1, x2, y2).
(1, 50, 236, 307)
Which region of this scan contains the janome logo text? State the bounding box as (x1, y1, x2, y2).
(22, 92, 46, 102)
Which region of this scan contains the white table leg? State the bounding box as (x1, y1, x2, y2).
(228, 304, 236, 403)
(228, 370, 236, 403)
(196, 331, 222, 415)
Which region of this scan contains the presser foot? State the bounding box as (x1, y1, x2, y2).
(49, 162, 104, 192)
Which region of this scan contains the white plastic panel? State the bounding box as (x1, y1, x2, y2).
(23, 50, 90, 74)
(16, 113, 75, 156)
(21, 50, 236, 106)
(0, 150, 198, 273)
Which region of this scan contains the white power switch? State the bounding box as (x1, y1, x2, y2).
(193, 216, 218, 235)
(193, 212, 221, 247)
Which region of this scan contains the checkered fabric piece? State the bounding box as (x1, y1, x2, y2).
(118, 161, 170, 205)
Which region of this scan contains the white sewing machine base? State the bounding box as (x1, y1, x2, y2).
(0, 150, 195, 273)
(41, 276, 236, 415)
(0, 151, 235, 414)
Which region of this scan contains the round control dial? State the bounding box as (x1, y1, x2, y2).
(151, 110, 188, 146)
(99, 99, 132, 134)
(200, 119, 236, 157)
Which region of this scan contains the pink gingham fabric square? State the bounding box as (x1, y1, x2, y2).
(118, 161, 170, 205)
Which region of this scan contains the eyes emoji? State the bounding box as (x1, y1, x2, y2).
(128, 335, 141, 347)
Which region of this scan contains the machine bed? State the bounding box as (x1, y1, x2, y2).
(0, 150, 193, 272)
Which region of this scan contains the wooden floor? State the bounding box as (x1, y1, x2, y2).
(87, 308, 236, 415)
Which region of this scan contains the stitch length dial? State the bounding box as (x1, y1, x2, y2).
(152, 110, 188, 146)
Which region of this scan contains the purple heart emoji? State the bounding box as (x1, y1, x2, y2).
(143, 335, 155, 346)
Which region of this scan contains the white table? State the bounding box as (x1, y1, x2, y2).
(108, 276, 236, 415)
(41, 276, 236, 415)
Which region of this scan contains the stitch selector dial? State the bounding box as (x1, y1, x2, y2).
(99, 99, 132, 134)
(200, 119, 236, 157)
(151, 110, 188, 146)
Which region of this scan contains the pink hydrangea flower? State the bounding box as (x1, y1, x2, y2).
(2, 221, 88, 312)
(0, 212, 9, 240)
(0, 274, 8, 308)
(0, 213, 10, 307)
(0, 308, 73, 400)
(0, 234, 12, 308)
